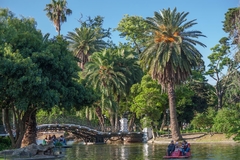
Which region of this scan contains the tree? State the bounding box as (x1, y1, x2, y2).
(130, 75, 168, 139)
(66, 16, 109, 70)
(115, 15, 150, 54)
(140, 8, 206, 140)
(66, 27, 107, 69)
(44, 0, 72, 35)
(205, 37, 232, 110)
(0, 9, 93, 148)
(83, 49, 127, 130)
(223, 7, 240, 45)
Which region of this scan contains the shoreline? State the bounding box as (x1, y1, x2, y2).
(149, 133, 237, 144)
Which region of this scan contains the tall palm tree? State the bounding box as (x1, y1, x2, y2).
(83, 49, 127, 130)
(44, 0, 72, 35)
(111, 49, 143, 130)
(140, 8, 206, 140)
(66, 27, 107, 70)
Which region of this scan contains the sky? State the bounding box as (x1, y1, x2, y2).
(1, 0, 239, 84)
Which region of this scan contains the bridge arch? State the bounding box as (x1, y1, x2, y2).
(37, 124, 109, 143)
(37, 124, 144, 144)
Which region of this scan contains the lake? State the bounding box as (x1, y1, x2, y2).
(54, 142, 240, 160)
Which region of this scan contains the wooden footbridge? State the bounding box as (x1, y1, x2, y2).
(37, 124, 144, 144)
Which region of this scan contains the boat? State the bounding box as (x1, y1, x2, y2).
(163, 150, 191, 159)
(163, 143, 191, 159)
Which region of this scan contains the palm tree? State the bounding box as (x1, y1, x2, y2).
(83, 49, 127, 130)
(44, 0, 72, 35)
(140, 8, 206, 140)
(111, 49, 143, 130)
(66, 27, 107, 69)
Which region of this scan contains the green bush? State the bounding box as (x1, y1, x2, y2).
(0, 136, 11, 151)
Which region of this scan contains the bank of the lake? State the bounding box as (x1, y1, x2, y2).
(151, 133, 236, 144)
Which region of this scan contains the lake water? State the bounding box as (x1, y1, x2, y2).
(53, 142, 240, 160)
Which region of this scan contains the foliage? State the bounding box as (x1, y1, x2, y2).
(187, 70, 212, 112)
(212, 107, 240, 138)
(0, 137, 11, 151)
(66, 16, 110, 69)
(205, 38, 233, 110)
(191, 107, 216, 131)
(83, 47, 142, 128)
(115, 15, 150, 53)
(139, 7, 206, 140)
(223, 7, 240, 44)
(44, 0, 72, 35)
(78, 15, 111, 40)
(141, 8, 206, 88)
(175, 86, 195, 124)
(0, 8, 95, 148)
(130, 75, 168, 127)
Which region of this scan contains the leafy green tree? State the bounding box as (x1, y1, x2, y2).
(211, 107, 240, 141)
(140, 8, 206, 140)
(191, 107, 216, 132)
(223, 7, 240, 45)
(205, 38, 232, 110)
(44, 0, 72, 35)
(221, 8, 240, 106)
(0, 9, 93, 148)
(115, 15, 150, 54)
(187, 70, 212, 111)
(130, 75, 168, 139)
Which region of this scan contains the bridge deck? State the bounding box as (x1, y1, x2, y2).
(37, 124, 144, 143)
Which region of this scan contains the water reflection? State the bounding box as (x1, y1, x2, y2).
(59, 142, 240, 160)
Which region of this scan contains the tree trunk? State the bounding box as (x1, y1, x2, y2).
(95, 106, 105, 131)
(109, 109, 115, 132)
(160, 112, 167, 131)
(128, 113, 136, 132)
(217, 93, 223, 111)
(3, 108, 25, 148)
(167, 83, 182, 141)
(21, 109, 37, 147)
(151, 122, 155, 140)
(114, 112, 119, 132)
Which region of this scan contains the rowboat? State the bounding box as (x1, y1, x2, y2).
(163, 150, 191, 159)
(163, 143, 191, 159)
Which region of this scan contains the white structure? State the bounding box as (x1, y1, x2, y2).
(142, 127, 153, 142)
(119, 118, 128, 132)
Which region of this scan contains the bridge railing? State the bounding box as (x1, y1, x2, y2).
(37, 116, 124, 132)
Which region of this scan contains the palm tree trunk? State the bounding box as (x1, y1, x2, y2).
(95, 105, 105, 131)
(108, 109, 115, 132)
(114, 112, 119, 132)
(167, 83, 182, 141)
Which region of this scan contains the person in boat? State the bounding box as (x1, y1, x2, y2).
(167, 140, 175, 156)
(43, 135, 48, 145)
(48, 135, 52, 142)
(174, 141, 180, 151)
(59, 135, 67, 145)
(52, 134, 58, 145)
(181, 140, 190, 155)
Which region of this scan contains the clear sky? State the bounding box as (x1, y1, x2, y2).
(1, 0, 239, 84)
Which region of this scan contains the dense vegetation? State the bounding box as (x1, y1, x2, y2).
(0, 0, 240, 150)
